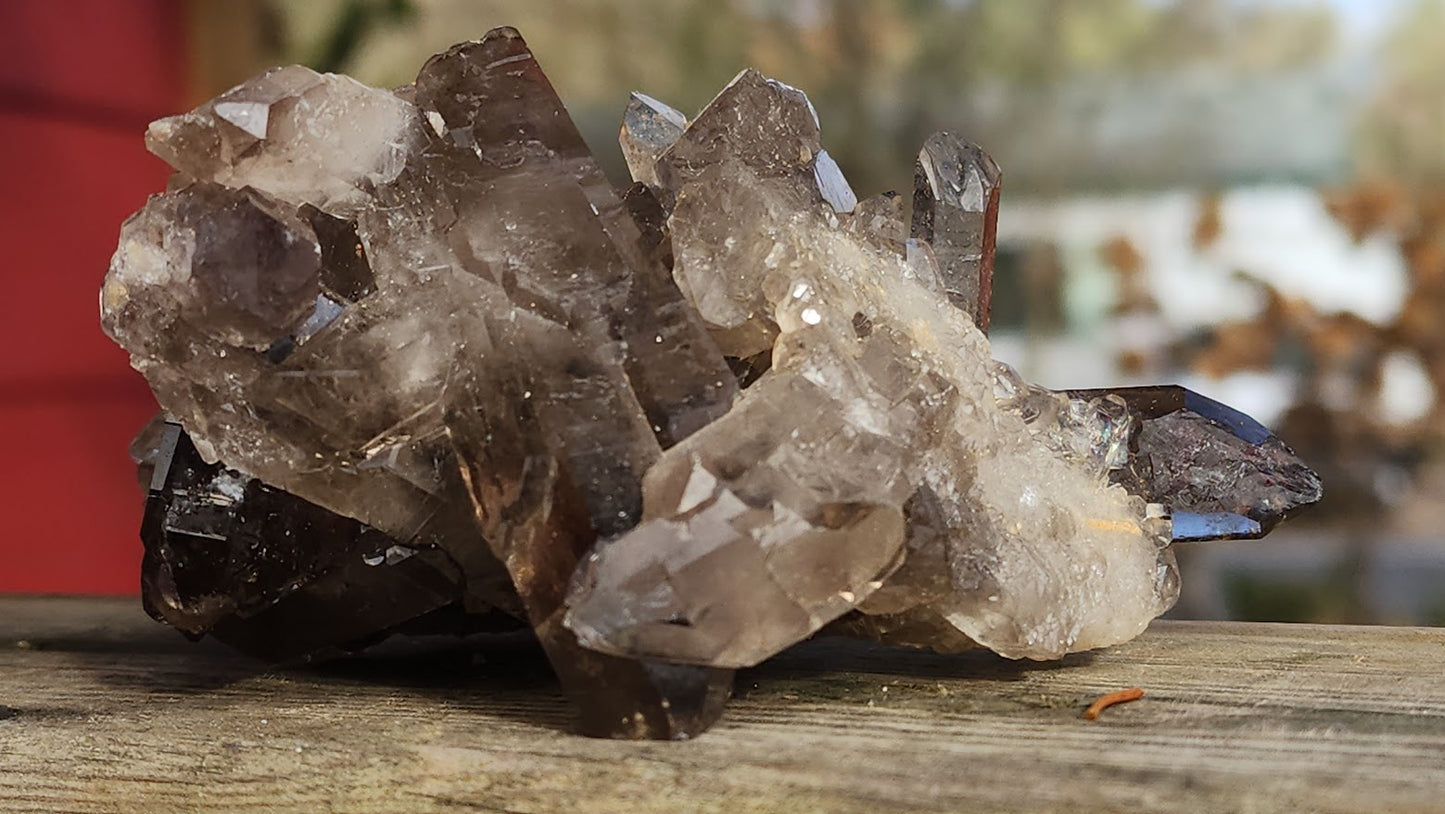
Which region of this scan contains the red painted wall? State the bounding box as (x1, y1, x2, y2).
(0, 1, 186, 593)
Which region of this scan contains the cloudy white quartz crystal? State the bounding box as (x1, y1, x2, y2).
(563, 68, 1178, 666)
(145, 66, 416, 217)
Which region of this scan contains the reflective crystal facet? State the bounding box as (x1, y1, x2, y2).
(140, 421, 516, 661)
(413, 30, 735, 738)
(1068, 386, 1325, 541)
(146, 65, 415, 217)
(911, 132, 1002, 331)
(620, 92, 688, 189)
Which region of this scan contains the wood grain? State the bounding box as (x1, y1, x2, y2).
(0, 596, 1441, 813)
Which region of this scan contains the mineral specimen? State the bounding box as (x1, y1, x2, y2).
(102, 27, 1321, 739)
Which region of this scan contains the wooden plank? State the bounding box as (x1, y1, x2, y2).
(0, 596, 1441, 813)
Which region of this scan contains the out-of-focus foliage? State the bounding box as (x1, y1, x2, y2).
(1359, 0, 1445, 181)
(262, 0, 1344, 193)
(306, 0, 415, 74)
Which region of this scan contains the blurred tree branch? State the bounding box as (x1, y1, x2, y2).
(308, 0, 415, 75)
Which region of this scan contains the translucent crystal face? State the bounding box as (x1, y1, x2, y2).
(1068, 386, 1324, 541)
(102, 26, 1319, 739)
(619, 93, 688, 189)
(146, 66, 416, 217)
(912, 131, 1002, 329)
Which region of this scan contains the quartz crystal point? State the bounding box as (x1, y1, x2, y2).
(145, 65, 414, 218)
(619, 92, 688, 189)
(1068, 386, 1324, 541)
(102, 27, 1321, 739)
(911, 132, 1001, 332)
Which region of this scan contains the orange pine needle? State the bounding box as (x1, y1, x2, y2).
(1082, 687, 1144, 720)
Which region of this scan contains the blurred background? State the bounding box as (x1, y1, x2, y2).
(2, 0, 1443, 624)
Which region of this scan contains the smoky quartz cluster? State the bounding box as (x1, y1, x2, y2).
(101, 27, 1321, 739)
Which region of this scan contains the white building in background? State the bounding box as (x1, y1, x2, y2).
(987, 185, 1445, 623)
(990, 184, 1416, 427)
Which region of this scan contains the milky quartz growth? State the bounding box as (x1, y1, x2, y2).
(563, 70, 1177, 665)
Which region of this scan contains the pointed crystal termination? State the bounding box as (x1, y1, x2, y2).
(146, 65, 415, 217)
(413, 27, 733, 738)
(564, 381, 911, 668)
(1067, 386, 1324, 541)
(649, 69, 825, 358)
(139, 421, 515, 661)
(813, 150, 858, 214)
(415, 27, 737, 451)
(620, 92, 688, 189)
(911, 132, 1001, 332)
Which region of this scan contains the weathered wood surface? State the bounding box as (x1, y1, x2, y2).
(0, 597, 1441, 813)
